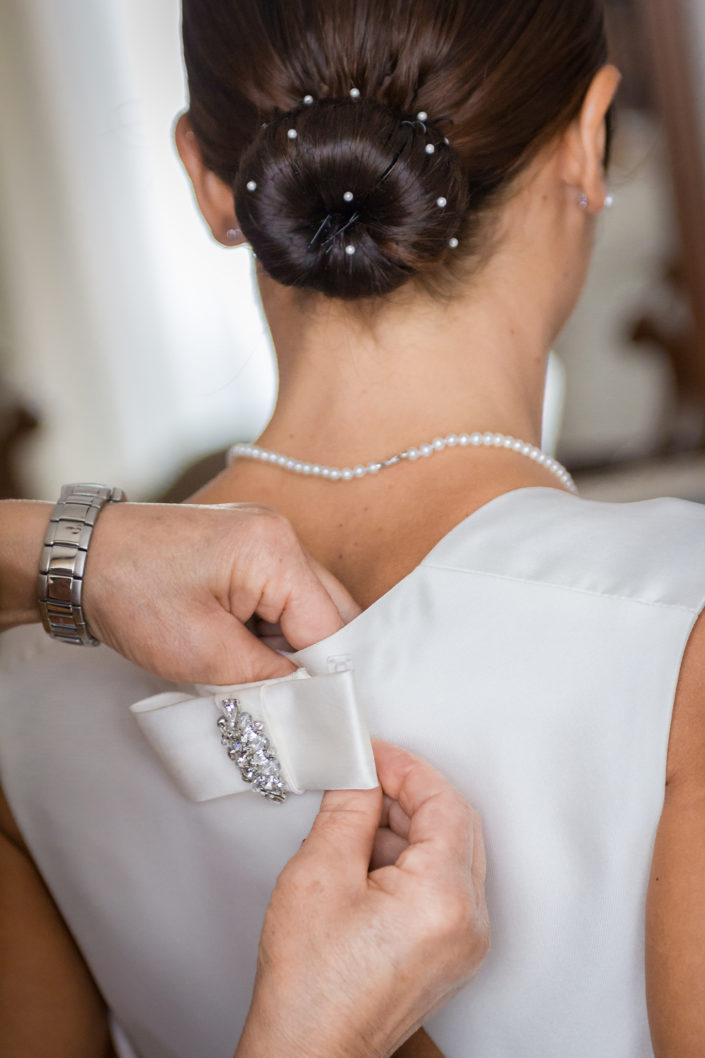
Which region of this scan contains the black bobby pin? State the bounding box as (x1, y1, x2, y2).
(309, 214, 333, 249)
(321, 210, 361, 253)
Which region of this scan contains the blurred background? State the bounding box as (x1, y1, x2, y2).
(2, 0, 705, 504)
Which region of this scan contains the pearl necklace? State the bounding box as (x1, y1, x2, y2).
(230, 432, 578, 494)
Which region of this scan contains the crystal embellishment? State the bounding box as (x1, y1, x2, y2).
(217, 698, 289, 803)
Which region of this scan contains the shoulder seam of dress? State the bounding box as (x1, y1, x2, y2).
(422, 561, 705, 615)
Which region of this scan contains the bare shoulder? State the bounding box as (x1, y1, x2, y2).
(646, 608, 705, 1057)
(0, 780, 28, 849)
(664, 607, 705, 788)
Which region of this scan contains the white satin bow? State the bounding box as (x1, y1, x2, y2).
(130, 668, 378, 802)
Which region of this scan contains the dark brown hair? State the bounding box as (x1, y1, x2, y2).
(182, 0, 610, 300)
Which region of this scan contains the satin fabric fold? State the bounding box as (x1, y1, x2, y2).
(130, 668, 378, 802)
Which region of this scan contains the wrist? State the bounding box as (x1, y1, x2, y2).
(235, 974, 380, 1058)
(0, 500, 53, 631)
(79, 500, 150, 644)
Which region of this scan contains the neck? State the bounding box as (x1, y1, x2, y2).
(256, 263, 559, 467)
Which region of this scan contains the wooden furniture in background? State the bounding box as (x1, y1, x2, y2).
(0, 377, 39, 499)
(636, 0, 705, 440)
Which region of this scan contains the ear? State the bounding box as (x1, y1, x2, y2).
(174, 112, 245, 245)
(560, 65, 621, 212)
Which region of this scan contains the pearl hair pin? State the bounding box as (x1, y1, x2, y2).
(245, 100, 460, 266)
(230, 432, 578, 493)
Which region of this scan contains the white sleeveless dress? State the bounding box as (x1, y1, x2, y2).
(2, 486, 704, 1058)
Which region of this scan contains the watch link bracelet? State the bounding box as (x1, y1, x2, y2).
(37, 483, 126, 645)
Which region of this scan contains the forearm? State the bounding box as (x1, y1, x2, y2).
(0, 500, 50, 631)
(234, 1006, 371, 1058)
(234, 1001, 436, 1058)
(233, 968, 377, 1058)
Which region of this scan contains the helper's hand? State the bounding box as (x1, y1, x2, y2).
(83, 502, 359, 683)
(0, 499, 357, 684)
(236, 741, 490, 1058)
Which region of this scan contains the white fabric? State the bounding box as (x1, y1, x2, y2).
(2, 486, 705, 1058)
(130, 668, 377, 800)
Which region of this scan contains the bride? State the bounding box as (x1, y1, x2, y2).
(1, 0, 703, 1055)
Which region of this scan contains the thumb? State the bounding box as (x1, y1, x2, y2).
(295, 784, 383, 884)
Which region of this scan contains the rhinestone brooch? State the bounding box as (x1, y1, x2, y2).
(217, 698, 289, 803)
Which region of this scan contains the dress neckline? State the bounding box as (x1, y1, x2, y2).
(294, 485, 576, 663)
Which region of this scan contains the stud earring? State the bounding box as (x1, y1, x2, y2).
(579, 193, 589, 210)
(226, 228, 241, 242)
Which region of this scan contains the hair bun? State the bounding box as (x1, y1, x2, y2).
(234, 99, 469, 300)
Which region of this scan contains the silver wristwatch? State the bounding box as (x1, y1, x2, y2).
(38, 483, 126, 645)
